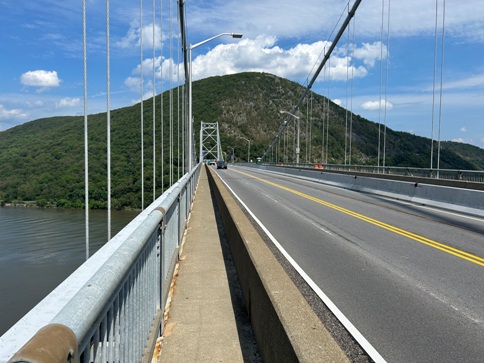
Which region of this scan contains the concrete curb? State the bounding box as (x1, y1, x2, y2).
(206, 166, 349, 363)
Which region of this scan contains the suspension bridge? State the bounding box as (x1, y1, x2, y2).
(2, 0, 484, 362)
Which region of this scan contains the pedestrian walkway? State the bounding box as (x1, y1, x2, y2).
(157, 167, 260, 362)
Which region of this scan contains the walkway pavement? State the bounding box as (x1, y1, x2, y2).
(157, 167, 260, 362)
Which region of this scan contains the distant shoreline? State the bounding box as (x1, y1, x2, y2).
(0, 202, 140, 211)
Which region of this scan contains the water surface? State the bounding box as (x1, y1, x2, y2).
(0, 207, 138, 335)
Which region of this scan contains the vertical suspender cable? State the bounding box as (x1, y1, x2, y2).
(307, 91, 310, 163)
(322, 64, 326, 163)
(152, 0, 156, 202)
(169, 0, 173, 186)
(160, 0, 164, 193)
(106, 0, 111, 241)
(430, 0, 439, 170)
(377, 0, 384, 168)
(344, 1, 350, 165)
(383, 0, 391, 168)
(349, 15, 355, 165)
(140, 0, 145, 209)
(326, 58, 331, 164)
(284, 122, 287, 162)
(181, 0, 186, 173)
(177, 0, 188, 172)
(177, 25, 181, 180)
(305, 86, 308, 163)
(309, 90, 312, 162)
(293, 114, 295, 161)
(180, 28, 184, 172)
(437, 0, 446, 172)
(82, 0, 89, 260)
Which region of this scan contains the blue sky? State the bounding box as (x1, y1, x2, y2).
(1, 0, 483, 148)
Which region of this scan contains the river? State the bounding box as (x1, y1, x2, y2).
(0, 207, 138, 336)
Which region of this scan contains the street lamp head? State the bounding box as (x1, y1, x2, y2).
(280, 110, 300, 120)
(231, 33, 243, 38)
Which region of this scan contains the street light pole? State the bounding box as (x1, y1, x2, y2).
(188, 33, 243, 171)
(239, 136, 251, 162)
(228, 147, 235, 163)
(280, 110, 300, 164)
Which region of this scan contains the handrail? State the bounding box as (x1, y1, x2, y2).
(1, 164, 202, 363)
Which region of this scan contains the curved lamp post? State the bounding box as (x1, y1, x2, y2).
(280, 110, 301, 164)
(188, 33, 243, 170)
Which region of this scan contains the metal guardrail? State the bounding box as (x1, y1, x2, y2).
(262, 162, 484, 183)
(0, 164, 201, 363)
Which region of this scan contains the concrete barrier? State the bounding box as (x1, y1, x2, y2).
(206, 166, 349, 363)
(411, 183, 484, 216)
(258, 165, 484, 218)
(351, 176, 417, 202)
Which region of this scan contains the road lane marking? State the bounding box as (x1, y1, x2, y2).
(217, 170, 387, 363)
(233, 169, 484, 267)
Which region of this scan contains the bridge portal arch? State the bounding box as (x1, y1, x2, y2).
(199, 122, 223, 162)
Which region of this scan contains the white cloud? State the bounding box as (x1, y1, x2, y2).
(452, 138, 465, 143)
(443, 74, 484, 91)
(0, 104, 28, 120)
(57, 97, 80, 108)
(116, 22, 163, 51)
(352, 42, 387, 68)
(188, 36, 373, 84)
(124, 76, 140, 92)
(20, 70, 61, 88)
(126, 55, 181, 94)
(361, 99, 394, 111)
(460, 127, 467, 132)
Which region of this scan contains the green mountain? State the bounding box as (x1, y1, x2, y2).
(1, 72, 483, 209)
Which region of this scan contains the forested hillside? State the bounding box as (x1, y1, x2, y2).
(1, 72, 483, 209)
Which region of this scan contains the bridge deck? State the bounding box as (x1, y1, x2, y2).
(157, 166, 260, 362)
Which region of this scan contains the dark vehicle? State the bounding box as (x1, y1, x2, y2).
(216, 160, 227, 169)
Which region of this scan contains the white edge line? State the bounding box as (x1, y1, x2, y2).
(219, 170, 388, 363)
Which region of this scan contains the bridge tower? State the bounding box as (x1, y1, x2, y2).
(199, 121, 223, 162)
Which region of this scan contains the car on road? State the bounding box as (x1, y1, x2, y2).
(216, 160, 227, 169)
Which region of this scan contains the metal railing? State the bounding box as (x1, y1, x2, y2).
(1, 164, 201, 363)
(261, 162, 484, 183)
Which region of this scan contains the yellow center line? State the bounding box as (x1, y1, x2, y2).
(233, 169, 484, 267)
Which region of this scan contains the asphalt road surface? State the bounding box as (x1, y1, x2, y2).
(214, 165, 484, 363)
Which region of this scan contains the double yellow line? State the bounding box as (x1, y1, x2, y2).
(234, 169, 484, 267)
